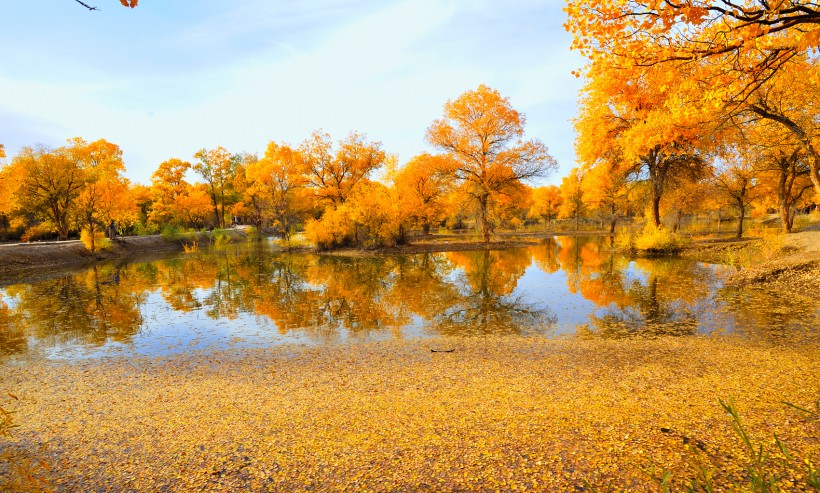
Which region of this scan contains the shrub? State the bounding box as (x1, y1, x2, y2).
(80, 227, 112, 253)
(633, 224, 686, 253)
(613, 227, 636, 251)
(210, 229, 233, 248)
(131, 221, 159, 236)
(304, 206, 356, 250)
(755, 228, 785, 261)
(160, 224, 183, 242)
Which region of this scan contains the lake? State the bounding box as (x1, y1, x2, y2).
(1, 235, 817, 362)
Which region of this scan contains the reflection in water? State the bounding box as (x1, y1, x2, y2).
(0, 236, 817, 360)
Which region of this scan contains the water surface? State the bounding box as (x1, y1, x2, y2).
(1, 236, 816, 362)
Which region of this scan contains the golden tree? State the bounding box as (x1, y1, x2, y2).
(528, 186, 564, 230)
(426, 85, 557, 243)
(393, 153, 454, 235)
(566, 0, 820, 196)
(6, 146, 85, 240)
(193, 146, 237, 228)
(245, 142, 311, 241)
(150, 158, 192, 226)
(300, 131, 385, 209)
(69, 138, 134, 252)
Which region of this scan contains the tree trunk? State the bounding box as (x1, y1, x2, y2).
(735, 201, 745, 239)
(478, 194, 491, 244)
(779, 202, 793, 232)
(651, 194, 662, 228)
(609, 203, 617, 234)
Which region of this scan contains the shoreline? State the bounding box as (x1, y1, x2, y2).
(2, 229, 819, 294)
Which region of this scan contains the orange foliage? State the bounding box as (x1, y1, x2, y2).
(426, 85, 558, 242)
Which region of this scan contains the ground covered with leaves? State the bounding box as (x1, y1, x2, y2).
(2, 336, 819, 492)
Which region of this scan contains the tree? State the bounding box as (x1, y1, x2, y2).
(528, 186, 563, 230)
(150, 158, 192, 226)
(581, 164, 630, 233)
(565, 0, 820, 100)
(426, 85, 558, 243)
(393, 153, 454, 235)
(566, 1, 820, 197)
(300, 131, 385, 209)
(69, 138, 133, 252)
(574, 58, 712, 228)
(193, 146, 236, 228)
(559, 168, 586, 230)
(9, 146, 85, 240)
(245, 142, 311, 241)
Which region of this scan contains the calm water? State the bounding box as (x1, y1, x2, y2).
(0, 236, 817, 362)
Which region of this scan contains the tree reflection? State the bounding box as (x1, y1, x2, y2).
(439, 250, 555, 335)
(2, 236, 803, 358)
(1, 264, 145, 354)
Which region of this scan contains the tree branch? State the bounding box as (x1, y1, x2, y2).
(74, 0, 99, 10)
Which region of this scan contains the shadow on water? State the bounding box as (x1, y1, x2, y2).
(0, 236, 817, 360)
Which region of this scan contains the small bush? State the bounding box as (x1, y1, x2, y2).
(244, 226, 260, 242)
(80, 227, 112, 253)
(613, 227, 636, 251)
(160, 224, 183, 242)
(131, 221, 159, 236)
(305, 206, 356, 250)
(633, 224, 687, 253)
(20, 223, 56, 242)
(756, 228, 785, 261)
(210, 229, 233, 248)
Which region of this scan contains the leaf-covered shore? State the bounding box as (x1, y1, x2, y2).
(2, 335, 818, 492)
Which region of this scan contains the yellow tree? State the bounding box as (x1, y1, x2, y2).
(8, 146, 85, 240)
(566, 0, 820, 196)
(150, 158, 192, 226)
(559, 168, 586, 230)
(245, 142, 311, 241)
(528, 185, 563, 230)
(300, 131, 385, 209)
(176, 183, 214, 229)
(575, 58, 712, 228)
(426, 84, 558, 243)
(193, 146, 236, 228)
(393, 153, 454, 235)
(69, 138, 134, 252)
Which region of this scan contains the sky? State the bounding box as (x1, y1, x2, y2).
(0, 0, 583, 186)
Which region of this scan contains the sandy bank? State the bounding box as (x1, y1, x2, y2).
(0, 235, 184, 282)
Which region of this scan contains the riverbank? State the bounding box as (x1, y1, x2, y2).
(681, 228, 820, 296)
(0, 235, 184, 282)
(2, 335, 818, 492)
(0, 229, 254, 282)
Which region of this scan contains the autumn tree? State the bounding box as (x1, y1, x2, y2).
(575, 57, 712, 228)
(7, 146, 85, 240)
(300, 131, 385, 209)
(150, 158, 192, 226)
(426, 85, 557, 243)
(193, 146, 236, 228)
(393, 153, 454, 235)
(559, 168, 586, 230)
(245, 142, 311, 241)
(581, 163, 630, 233)
(528, 186, 563, 230)
(565, 1, 820, 100)
(69, 138, 134, 252)
(566, 1, 820, 197)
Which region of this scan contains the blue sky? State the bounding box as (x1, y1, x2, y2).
(0, 0, 582, 185)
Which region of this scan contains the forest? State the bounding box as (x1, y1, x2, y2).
(2, 22, 819, 251)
